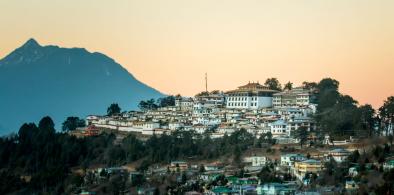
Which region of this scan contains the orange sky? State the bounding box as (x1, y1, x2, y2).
(1, 0, 393, 108)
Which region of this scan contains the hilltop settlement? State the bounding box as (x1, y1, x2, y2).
(1, 78, 394, 194)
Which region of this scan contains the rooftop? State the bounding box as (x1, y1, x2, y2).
(226, 82, 278, 94)
(282, 153, 306, 157)
(330, 148, 351, 153)
(301, 159, 321, 164)
(272, 120, 287, 126)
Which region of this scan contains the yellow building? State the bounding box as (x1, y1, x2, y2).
(169, 161, 188, 172)
(345, 180, 359, 191)
(293, 159, 323, 181)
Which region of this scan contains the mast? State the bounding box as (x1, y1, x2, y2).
(205, 73, 208, 93)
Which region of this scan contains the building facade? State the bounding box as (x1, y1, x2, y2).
(273, 87, 312, 108)
(225, 82, 277, 109)
(293, 159, 323, 181)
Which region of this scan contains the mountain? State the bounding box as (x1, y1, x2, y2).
(0, 39, 163, 134)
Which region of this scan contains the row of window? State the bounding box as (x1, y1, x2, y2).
(273, 95, 309, 99)
(227, 102, 258, 107)
(227, 97, 258, 101)
(274, 99, 309, 102)
(272, 129, 286, 133)
(228, 93, 274, 97)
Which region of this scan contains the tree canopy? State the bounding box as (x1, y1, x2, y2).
(314, 78, 377, 138)
(62, 116, 86, 131)
(291, 126, 309, 148)
(283, 81, 293, 90)
(264, 78, 282, 91)
(302, 81, 317, 90)
(107, 103, 121, 116)
(379, 96, 394, 135)
(139, 96, 179, 110)
(157, 96, 176, 107)
(138, 99, 158, 111)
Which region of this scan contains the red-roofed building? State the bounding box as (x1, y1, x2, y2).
(84, 125, 100, 136)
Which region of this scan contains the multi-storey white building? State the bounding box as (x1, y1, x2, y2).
(225, 82, 278, 109)
(269, 120, 288, 137)
(327, 148, 351, 163)
(244, 156, 269, 166)
(217, 124, 236, 135)
(287, 116, 315, 132)
(195, 92, 226, 106)
(280, 153, 307, 167)
(169, 121, 184, 130)
(273, 87, 312, 108)
(175, 97, 194, 111)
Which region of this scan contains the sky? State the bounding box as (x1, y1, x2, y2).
(1, 0, 393, 108)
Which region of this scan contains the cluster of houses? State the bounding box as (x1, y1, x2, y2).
(85, 82, 316, 141)
(77, 82, 394, 194)
(82, 147, 360, 194)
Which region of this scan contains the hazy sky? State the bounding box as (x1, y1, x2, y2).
(1, 0, 393, 108)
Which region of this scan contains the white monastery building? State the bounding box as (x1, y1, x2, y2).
(225, 82, 278, 109)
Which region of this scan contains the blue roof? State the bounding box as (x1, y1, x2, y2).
(302, 159, 321, 164)
(331, 148, 350, 153)
(282, 153, 305, 157)
(272, 120, 287, 125)
(294, 116, 311, 120)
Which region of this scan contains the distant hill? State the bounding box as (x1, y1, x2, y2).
(0, 39, 163, 134)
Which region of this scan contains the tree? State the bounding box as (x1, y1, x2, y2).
(257, 164, 281, 184)
(138, 100, 148, 111)
(18, 123, 38, 143)
(347, 150, 360, 163)
(316, 157, 347, 186)
(62, 117, 85, 132)
(264, 78, 282, 91)
(107, 103, 121, 116)
(292, 126, 308, 148)
(138, 99, 158, 111)
(233, 145, 242, 165)
(379, 96, 394, 136)
(108, 174, 126, 195)
(316, 78, 340, 112)
(210, 90, 220, 94)
(122, 134, 145, 161)
(313, 78, 370, 137)
(389, 135, 394, 146)
(358, 104, 376, 137)
(0, 170, 25, 194)
(199, 164, 205, 173)
(283, 81, 293, 90)
(317, 94, 359, 136)
(157, 96, 176, 107)
(38, 116, 56, 135)
(260, 132, 274, 145)
(302, 81, 317, 90)
(195, 91, 209, 97)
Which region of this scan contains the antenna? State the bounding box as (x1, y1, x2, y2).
(205, 73, 208, 92)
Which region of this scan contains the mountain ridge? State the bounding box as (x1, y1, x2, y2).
(0, 38, 163, 134)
